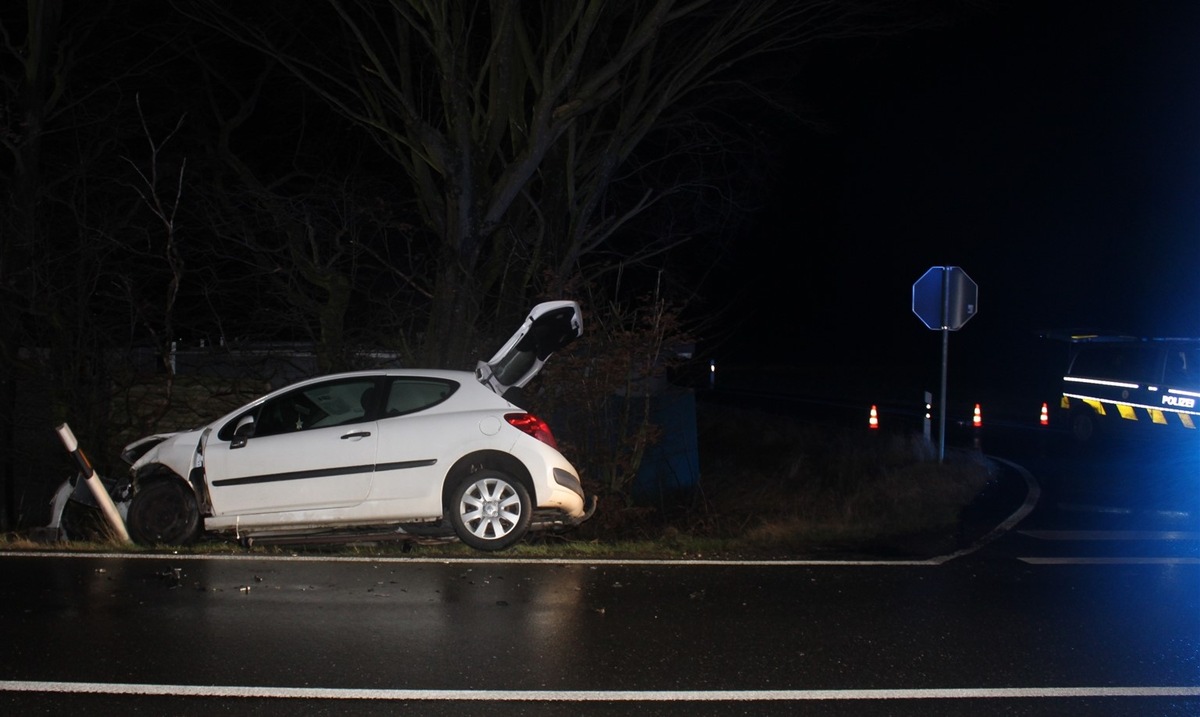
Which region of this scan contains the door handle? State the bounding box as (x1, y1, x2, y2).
(341, 431, 372, 440)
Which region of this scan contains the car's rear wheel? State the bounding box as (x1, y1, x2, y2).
(127, 479, 201, 546)
(1070, 408, 1098, 443)
(448, 470, 531, 551)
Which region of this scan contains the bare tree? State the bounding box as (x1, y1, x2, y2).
(0, 1, 224, 521)
(0, 1, 951, 523)
(177, 45, 424, 371)
(120, 98, 187, 386)
(179, 0, 936, 365)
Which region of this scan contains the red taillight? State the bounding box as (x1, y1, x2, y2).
(505, 413, 558, 448)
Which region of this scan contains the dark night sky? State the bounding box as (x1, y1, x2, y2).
(722, 1, 1200, 396)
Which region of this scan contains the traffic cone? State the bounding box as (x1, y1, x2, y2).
(1039, 402, 1049, 426)
(868, 405, 879, 430)
(972, 403, 982, 429)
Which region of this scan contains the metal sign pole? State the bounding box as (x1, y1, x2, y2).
(911, 265, 978, 464)
(939, 327, 948, 463)
(938, 269, 951, 463)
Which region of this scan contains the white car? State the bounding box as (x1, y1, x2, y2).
(112, 301, 594, 551)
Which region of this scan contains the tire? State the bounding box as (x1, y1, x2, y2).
(1070, 408, 1098, 443)
(447, 470, 531, 551)
(60, 500, 110, 542)
(127, 479, 201, 546)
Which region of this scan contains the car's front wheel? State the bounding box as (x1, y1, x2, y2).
(448, 470, 531, 551)
(127, 478, 201, 546)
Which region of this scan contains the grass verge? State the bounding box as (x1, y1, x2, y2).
(1, 405, 996, 559)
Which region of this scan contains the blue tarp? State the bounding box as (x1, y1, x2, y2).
(632, 388, 699, 506)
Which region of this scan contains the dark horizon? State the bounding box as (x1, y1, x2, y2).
(720, 1, 1200, 384)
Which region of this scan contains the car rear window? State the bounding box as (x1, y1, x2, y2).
(385, 378, 458, 416)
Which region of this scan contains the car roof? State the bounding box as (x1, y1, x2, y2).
(257, 368, 473, 394)
(312, 368, 473, 379)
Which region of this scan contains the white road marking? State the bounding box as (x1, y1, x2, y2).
(1018, 528, 1200, 564)
(1020, 530, 1200, 541)
(1, 681, 1198, 701)
(1020, 557, 1200, 565)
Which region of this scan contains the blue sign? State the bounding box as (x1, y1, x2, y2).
(912, 266, 979, 331)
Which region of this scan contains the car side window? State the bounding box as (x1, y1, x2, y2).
(252, 379, 379, 437)
(384, 378, 457, 416)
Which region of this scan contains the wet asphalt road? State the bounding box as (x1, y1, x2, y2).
(2, 492, 1198, 717)
(2, 416, 1199, 715)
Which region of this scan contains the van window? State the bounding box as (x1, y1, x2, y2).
(1068, 344, 1161, 384)
(1163, 347, 1200, 390)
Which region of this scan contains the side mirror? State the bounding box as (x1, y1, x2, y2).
(231, 415, 255, 449)
(235, 415, 256, 436)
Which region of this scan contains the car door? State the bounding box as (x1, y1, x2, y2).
(367, 376, 460, 507)
(203, 377, 381, 516)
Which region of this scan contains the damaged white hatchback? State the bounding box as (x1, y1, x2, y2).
(96, 301, 593, 551)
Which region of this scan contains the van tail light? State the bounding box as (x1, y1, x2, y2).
(505, 413, 558, 449)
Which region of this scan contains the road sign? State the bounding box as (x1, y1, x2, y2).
(912, 266, 978, 330)
(911, 266, 979, 463)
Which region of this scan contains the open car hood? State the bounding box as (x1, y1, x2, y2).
(476, 300, 582, 398)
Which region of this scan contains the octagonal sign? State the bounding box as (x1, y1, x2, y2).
(912, 266, 978, 330)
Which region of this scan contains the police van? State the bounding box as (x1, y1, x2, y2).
(1049, 333, 1200, 443)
